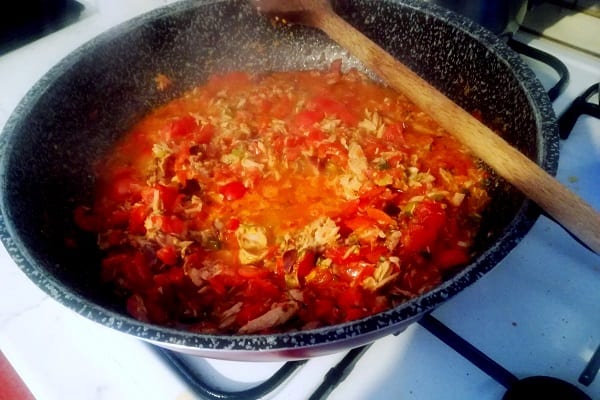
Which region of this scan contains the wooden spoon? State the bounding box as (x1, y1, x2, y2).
(253, 0, 600, 255)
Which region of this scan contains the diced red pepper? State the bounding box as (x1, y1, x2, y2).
(402, 201, 447, 253)
(238, 265, 269, 279)
(128, 204, 148, 235)
(360, 245, 388, 264)
(226, 217, 241, 231)
(344, 216, 376, 232)
(309, 96, 357, 126)
(338, 199, 360, 219)
(297, 251, 316, 283)
(365, 207, 396, 226)
(157, 184, 181, 213)
(336, 261, 374, 285)
(156, 245, 178, 266)
(435, 247, 470, 270)
(338, 287, 364, 313)
(220, 181, 247, 201)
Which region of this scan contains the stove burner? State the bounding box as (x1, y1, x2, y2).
(155, 313, 598, 400)
(153, 343, 372, 400)
(579, 345, 600, 386)
(419, 314, 592, 400)
(508, 39, 570, 102)
(558, 83, 600, 139)
(153, 345, 307, 400)
(0, 0, 85, 55)
(308, 344, 371, 400)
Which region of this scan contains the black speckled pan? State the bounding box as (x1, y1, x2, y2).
(0, 0, 558, 360)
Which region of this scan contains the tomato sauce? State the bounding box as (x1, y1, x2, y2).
(74, 61, 490, 334)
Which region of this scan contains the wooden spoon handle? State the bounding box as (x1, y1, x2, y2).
(308, 8, 600, 254)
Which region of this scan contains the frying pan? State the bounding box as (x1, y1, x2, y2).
(0, 0, 558, 360)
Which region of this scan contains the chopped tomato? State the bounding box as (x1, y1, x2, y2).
(316, 141, 348, 164)
(156, 246, 178, 266)
(360, 245, 388, 264)
(338, 287, 364, 311)
(382, 123, 406, 148)
(309, 96, 357, 125)
(435, 247, 470, 270)
(304, 267, 334, 286)
(344, 215, 376, 232)
(297, 251, 316, 283)
(220, 181, 247, 201)
(337, 199, 360, 219)
(324, 246, 361, 264)
(195, 123, 215, 144)
(238, 265, 269, 279)
(157, 184, 181, 213)
(365, 207, 396, 226)
(128, 204, 148, 235)
(226, 217, 241, 231)
(313, 298, 337, 324)
(336, 262, 372, 284)
(359, 187, 391, 209)
(402, 201, 447, 253)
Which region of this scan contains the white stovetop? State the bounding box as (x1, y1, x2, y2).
(1, 1, 599, 400)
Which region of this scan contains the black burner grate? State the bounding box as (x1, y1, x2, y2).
(558, 82, 600, 139)
(508, 38, 570, 102)
(153, 346, 307, 400)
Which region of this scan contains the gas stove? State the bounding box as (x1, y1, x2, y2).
(0, 1, 598, 399)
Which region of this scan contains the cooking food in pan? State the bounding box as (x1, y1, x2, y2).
(73, 61, 490, 334)
(0, 0, 558, 359)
